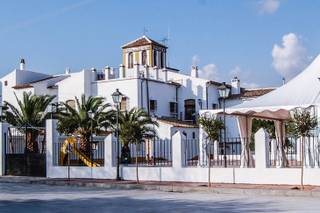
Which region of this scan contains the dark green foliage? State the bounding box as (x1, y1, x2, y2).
(198, 114, 224, 142)
(57, 94, 114, 156)
(288, 109, 317, 137)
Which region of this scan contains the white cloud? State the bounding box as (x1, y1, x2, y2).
(229, 66, 242, 77)
(258, 0, 280, 14)
(272, 33, 308, 80)
(198, 64, 220, 81)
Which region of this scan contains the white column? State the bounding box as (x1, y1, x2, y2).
(254, 128, 269, 169)
(172, 131, 184, 168)
(46, 119, 60, 178)
(198, 127, 208, 167)
(0, 122, 9, 176)
(162, 68, 168, 82)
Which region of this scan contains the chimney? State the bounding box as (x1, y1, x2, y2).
(104, 66, 111, 80)
(65, 67, 71, 74)
(282, 77, 286, 85)
(91, 67, 97, 81)
(20, 58, 25, 70)
(119, 64, 125, 79)
(191, 66, 198, 78)
(231, 77, 240, 95)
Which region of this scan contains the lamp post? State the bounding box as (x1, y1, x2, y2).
(112, 88, 123, 180)
(218, 82, 230, 168)
(88, 110, 95, 167)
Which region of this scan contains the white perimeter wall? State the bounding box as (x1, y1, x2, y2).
(45, 120, 320, 186)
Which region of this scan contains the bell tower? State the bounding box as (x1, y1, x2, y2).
(122, 36, 167, 69)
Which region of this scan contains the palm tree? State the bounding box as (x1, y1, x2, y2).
(4, 92, 55, 153)
(118, 108, 158, 183)
(198, 113, 224, 187)
(57, 94, 114, 157)
(288, 109, 317, 189)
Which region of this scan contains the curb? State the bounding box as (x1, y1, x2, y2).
(0, 177, 317, 198)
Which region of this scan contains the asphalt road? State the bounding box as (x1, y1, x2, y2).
(0, 182, 319, 213)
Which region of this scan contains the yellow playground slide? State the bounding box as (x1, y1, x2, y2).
(60, 137, 100, 167)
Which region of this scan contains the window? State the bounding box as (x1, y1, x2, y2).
(142, 50, 147, 66)
(184, 99, 196, 121)
(150, 100, 157, 112)
(66, 100, 76, 109)
(192, 132, 196, 139)
(212, 103, 217, 109)
(169, 102, 177, 114)
(128, 52, 133, 68)
(153, 50, 157, 66)
(120, 97, 127, 111)
(4, 81, 7, 86)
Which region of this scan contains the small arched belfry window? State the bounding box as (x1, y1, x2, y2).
(128, 52, 134, 68)
(142, 50, 147, 66)
(153, 50, 157, 66)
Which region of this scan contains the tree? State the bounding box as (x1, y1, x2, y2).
(118, 108, 158, 183)
(288, 109, 317, 189)
(4, 92, 55, 153)
(57, 95, 114, 157)
(198, 113, 224, 187)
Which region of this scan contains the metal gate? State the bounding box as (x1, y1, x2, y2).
(4, 126, 46, 177)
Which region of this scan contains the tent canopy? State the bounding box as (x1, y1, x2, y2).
(222, 54, 320, 120)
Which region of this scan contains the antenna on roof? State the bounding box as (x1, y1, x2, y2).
(142, 27, 148, 36)
(162, 26, 171, 67)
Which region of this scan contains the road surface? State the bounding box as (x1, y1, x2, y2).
(0, 182, 319, 212)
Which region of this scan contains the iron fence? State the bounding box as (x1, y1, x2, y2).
(6, 126, 46, 154)
(53, 136, 105, 166)
(115, 139, 172, 167)
(184, 138, 254, 168)
(269, 136, 320, 168)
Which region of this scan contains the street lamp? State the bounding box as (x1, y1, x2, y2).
(0, 105, 8, 122)
(218, 82, 230, 168)
(112, 88, 123, 180)
(51, 102, 59, 119)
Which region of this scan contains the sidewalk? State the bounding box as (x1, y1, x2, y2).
(1, 176, 320, 198)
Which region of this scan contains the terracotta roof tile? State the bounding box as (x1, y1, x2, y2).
(158, 117, 198, 128)
(122, 36, 167, 49)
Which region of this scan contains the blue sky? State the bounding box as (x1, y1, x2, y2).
(0, 0, 319, 87)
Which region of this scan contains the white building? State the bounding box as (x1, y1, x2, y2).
(0, 36, 274, 140)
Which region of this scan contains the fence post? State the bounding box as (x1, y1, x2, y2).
(199, 127, 208, 167)
(254, 128, 269, 169)
(46, 119, 58, 178)
(172, 131, 184, 168)
(0, 122, 9, 176)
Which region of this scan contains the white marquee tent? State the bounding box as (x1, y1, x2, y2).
(204, 54, 320, 167)
(225, 54, 320, 120)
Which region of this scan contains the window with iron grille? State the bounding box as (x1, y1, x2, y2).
(169, 102, 177, 114)
(150, 100, 157, 112)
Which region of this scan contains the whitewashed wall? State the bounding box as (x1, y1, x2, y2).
(45, 120, 320, 186)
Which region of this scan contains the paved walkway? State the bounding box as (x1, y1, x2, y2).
(1, 176, 320, 197)
(0, 182, 319, 213)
